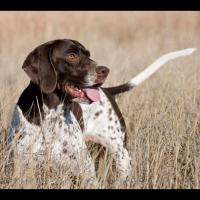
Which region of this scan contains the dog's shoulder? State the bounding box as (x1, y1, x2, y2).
(8, 105, 40, 144)
(100, 88, 126, 131)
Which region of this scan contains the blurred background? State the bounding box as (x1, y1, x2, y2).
(0, 11, 199, 87)
(1, 11, 199, 81)
(1, 11, 200, 188)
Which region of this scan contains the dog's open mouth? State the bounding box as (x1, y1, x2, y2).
(64, 82, 101, 102)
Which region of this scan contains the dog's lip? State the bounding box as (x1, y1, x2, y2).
(64, 82, 101, 102)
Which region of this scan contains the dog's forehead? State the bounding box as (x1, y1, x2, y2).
(57, 39, 90, 56)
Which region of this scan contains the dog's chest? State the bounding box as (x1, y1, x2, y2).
(80, 89, 125, 140)
(10, 104, 84, 160)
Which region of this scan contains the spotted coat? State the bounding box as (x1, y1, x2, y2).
(9, 88, 132, 187)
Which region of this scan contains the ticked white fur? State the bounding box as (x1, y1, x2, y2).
(9, 88, 131, 188)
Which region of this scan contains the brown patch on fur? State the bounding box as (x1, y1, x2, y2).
(63, 141, 67, 146)
(108, 126, 113, 130)
(108, 108, 112, 115)
(63, 148, 68, 154)
(95, 112, 100, 117)
(95, 110, 103, 117)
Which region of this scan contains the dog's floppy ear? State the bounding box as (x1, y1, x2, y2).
(22, 42, 57, 94)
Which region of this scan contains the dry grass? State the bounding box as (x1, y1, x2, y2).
(1, 11, 200, 189)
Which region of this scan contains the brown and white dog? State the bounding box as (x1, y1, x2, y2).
(8, 39, 196, 188)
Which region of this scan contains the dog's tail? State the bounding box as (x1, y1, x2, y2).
(104, 48, 197, 96)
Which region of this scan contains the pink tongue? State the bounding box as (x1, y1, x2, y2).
(82, 88, 100, 102)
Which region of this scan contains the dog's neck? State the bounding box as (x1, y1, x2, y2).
(17, 81, 73, 125)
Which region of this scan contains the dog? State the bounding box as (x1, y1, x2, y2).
(8, 39, 196, 188)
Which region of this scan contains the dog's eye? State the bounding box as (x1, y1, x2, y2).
(66, 53, 79, 61)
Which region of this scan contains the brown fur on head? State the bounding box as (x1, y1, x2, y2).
(22, 39, 110, 96)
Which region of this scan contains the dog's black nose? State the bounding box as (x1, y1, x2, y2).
(96, 66, 110, 76)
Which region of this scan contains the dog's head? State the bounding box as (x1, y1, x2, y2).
(22, 39, 110, 102)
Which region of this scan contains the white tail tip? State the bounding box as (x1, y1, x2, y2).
(130, 48, 197, 86)
(177, 48, 197, 56)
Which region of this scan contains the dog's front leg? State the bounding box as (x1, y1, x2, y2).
(78, 148, 98, 189)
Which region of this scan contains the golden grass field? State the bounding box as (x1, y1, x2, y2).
(1, 11, 200, 189)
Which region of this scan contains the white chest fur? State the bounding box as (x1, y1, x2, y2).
(9, 104, 87, 166)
